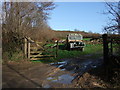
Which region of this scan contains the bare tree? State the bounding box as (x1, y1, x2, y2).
(104, 2, 120, 34)
(2, 2, 55, 56)
(2, 2, 55, 36)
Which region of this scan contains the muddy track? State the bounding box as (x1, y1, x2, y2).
(2, 62, 75, 88)
(2, 57, 104, 88)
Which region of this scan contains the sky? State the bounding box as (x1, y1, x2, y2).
(48, 2, 110, 33)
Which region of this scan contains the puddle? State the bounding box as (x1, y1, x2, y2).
(91, 65, 97, 68)
(60, 68, 66, 71)
(57, 61, 68, 65)
(47, 74, 74, 84)
(47, 77, 53, 80)
(50, 59, 103, 74)
(81, 59, 103, 69)
(50, 61, 67, 65)
(58, 64, 64, 68)
(81, 61, 91, 68)
(50, 61, 68, 69)
(48, 59, 103, 85)
(82, 60, 92, 66)
(43, 84, 51, 88)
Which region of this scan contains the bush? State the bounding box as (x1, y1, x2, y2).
(2, 31, 23, 61)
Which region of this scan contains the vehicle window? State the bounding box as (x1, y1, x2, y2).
(68, 35, 82, 40)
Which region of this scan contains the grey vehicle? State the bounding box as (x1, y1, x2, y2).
(66, 33, 85, 51)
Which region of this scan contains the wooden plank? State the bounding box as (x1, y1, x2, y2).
(30, 57, 54, 60)
(28, 40, 31, 59)
(30, 55, 43, 58)
(30, 51, 42, 54)
(30, 54, 54, 58)
(41, 55, 54, 57)
(30, 58, 49, 60)
(30, 47, 38, 49)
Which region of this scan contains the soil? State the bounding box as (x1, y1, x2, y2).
(2, 60, 74, 88)
(2, 57, 112, 88)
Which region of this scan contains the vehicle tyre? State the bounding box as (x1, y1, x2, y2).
(81, 48, 84, 51)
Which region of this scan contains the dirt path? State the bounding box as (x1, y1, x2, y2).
(2, 61, 75, 88)
(2, 57, 106, 88)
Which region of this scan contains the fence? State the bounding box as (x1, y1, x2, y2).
(23, 37, 59, 60)
(102, 34, 120, 62)
(102, 34, 120, 79)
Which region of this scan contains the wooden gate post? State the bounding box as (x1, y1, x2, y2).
(55, 40, 59, 58)
(110, 38, 113, 55)
(102, 34, 109, 65)
(24, 38, 27, 58)
(27, 37, 31, 59)
(102, 34, 109, 80)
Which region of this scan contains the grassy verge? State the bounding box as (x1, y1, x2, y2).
(3, 50, 24, 63)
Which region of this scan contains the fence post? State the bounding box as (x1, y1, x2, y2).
(102, 34, 109, 80)
(102, 34, 109, 65)
(24, 38, 27, 58)
(27, 37, 31, 59)
(110, 38, 113, 55)
(55, 40, 59, 58)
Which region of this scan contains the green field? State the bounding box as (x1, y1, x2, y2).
(56, 44, 103, 59)
(83, 38, 91, 41)
(32, 43, 103, 63)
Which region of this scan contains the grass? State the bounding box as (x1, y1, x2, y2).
(31, 43, 103, 63)
(31, 57, 58, 63)
(3, 50, 24, 63)
(84, 44, 103, 54)
(83, 38, 91, 41)
(57, 44, 103, 59)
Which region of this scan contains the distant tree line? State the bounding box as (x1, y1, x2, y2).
(53, 30, 101, 39)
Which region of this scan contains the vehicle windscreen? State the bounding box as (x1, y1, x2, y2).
(68, 35, 82, 40)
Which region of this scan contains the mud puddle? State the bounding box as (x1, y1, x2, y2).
(45, 58, 103, 87)
(50, 59, 103, 72)
(47, 74, 74, 84)
(50, 61, 68, 67)
(81, 59, 103, 69)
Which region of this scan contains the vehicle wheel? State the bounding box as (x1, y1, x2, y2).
(81, 48, 84, 51)
(80, 48, 84, 51)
